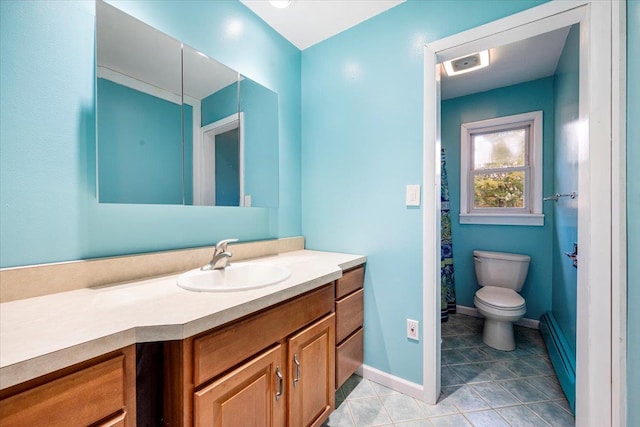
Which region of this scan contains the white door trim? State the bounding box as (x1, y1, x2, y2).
(422, 41, 441, 405)
(610, 2, 627, 426)
(194, 113, 244, 206)
(422, 2, 626, 426)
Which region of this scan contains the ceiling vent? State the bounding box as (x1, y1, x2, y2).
(443, 51, 490, 76)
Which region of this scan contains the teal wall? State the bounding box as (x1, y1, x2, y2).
(301, 0, 547, 385)
(240, 79, 279, 208)
(201, 82, 238, 127)
(551, 24, 579, 357)
(0, 0, 301, 268)
(627, 1, 639, 425)
(441, 78, 555, 322)
(97, 78, 189, 205)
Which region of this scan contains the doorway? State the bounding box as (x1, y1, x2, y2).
(194, 113, 245, 206)
(422, 2, 625, 426)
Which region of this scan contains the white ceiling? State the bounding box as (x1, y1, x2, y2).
(239, 0, 406, 50)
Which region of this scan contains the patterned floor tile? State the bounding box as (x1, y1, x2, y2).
(442, 385, 491, 412)
(462, 347, 493, 363)
(498, 378, 552, 404)
(497, 405, 551, 426)
(441, 366, 466, 386)
(347, 397, 393, 427)
(479, 345, 519, 361)
(394, 420, 434, 427)
(459, 334, 484, 348)
(471, 381, 520, 408)
(441, 348, 469, 365)
(521, 357, 555, 375)
(342, 377, 377, 400)
(450, 362, 493, 384)
(380, 393, 424, 423)
(528, 401, 575, 427)
(415, 394, 460, 418)
(335, 314, 573, 427)
(323, 402, 355, 427)
(463, 409, 511, 427)
(429, 413, 473, 427)
(369, 381, 399, 397)
(500, 359, 545, 378)
(526, 375, 567, 401)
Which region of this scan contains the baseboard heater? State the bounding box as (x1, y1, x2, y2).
(539, 311, 576, 413)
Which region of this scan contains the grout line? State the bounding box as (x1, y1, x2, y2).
(343, 400, 357, 427)
(460, 408, 515, 427)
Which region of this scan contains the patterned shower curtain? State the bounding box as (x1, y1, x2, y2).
(441, 148, 457, 322)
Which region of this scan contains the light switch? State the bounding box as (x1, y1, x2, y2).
(406, 184, 421, 206)
(244, 195, 252, 207)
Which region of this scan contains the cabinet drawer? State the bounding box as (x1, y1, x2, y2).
(336, 328, 364, 389)
(335, 288, 364, 343)
(336, 266, 364, 299)
(193, 284, 334, 386)
(0, 355, 126, 427)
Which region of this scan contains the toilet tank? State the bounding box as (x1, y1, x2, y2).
(473, 250, 531, 292)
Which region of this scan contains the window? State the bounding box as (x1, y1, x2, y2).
(460, 111, 543, 226)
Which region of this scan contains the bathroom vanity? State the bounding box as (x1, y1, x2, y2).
(0, 250, 365, 427)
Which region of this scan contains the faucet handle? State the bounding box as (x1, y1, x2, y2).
(215, 238, 238, 253)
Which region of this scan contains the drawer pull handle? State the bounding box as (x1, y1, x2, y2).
(293, 354, 301, 387)
(275, 367, 283, 400)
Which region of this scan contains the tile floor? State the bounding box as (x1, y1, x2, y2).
(324, 313, 574, 427)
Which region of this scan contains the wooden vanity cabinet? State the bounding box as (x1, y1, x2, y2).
(0, 345, 136, 427)
(335, 266, 365, 389)
(164, 283, 336, 427)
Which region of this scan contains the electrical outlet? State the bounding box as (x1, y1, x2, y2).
(407, 319, 419, 341)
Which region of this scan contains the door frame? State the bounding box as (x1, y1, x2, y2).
(422, 1, 626, 425)
(194, 112, 244, 206)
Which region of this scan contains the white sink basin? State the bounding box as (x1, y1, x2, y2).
(177, 263, 291, 292)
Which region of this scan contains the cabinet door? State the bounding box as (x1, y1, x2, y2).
(287, 314, 335, 427)
(194, 345, 285, 427)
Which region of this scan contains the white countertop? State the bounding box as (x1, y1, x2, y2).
(0, 250, 365, 389)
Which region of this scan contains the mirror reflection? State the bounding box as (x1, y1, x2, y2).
(95, 1, 279, 207)
(96, 0, 184, 204)
(182, 45, 239, 206)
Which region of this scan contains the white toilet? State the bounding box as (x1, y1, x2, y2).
(473, 250, 531, 351)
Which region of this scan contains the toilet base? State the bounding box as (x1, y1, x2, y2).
(482, 318, 516, 351)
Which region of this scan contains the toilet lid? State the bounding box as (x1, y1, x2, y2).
(476, 286, 525, 310)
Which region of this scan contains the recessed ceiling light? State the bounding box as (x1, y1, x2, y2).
(443, 51, 490, 76)
(269, 0, 292, 8)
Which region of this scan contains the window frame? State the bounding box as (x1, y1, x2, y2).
(460, 111, 543, 226)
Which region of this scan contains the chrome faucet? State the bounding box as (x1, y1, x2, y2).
(202, 238, 238, 270)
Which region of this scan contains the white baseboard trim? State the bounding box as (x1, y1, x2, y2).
(455, 305, 540, 329)
(356, 364, 424, 400)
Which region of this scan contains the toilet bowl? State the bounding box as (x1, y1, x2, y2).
(473, 250, 530, 351)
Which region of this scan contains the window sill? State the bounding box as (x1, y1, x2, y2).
(459, 213, 544, 226)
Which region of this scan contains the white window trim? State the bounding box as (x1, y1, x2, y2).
(459, 110, 543, 226)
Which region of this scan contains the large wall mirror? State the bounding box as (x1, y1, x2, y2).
(96, 0, 279, 207)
